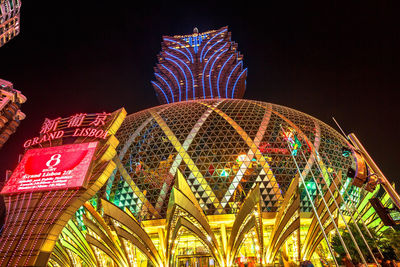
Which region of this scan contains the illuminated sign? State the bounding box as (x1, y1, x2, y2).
(282, 127, 302, 156)
(1, 142, 98, 194)
(258, 142, 290, 155)
(23, 112, 111, 148)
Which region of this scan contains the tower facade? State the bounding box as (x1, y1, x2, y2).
(0, 79, 25, 149)
(0, 0, 21, 47)
(152, 26, 247, 103)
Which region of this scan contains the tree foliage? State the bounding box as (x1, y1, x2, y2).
(331, 223, 399, 265)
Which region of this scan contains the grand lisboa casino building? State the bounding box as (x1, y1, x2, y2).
(0, 26, 398, 267)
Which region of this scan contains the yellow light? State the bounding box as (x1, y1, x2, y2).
(237, 153, 247, 162)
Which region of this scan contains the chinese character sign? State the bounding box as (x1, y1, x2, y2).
(67, 113, 87, 128)
(40, 117, 61, 134)
(89, 112, 110, 126)
(1, 142, 98, 194)
(23, 112, 112, 148)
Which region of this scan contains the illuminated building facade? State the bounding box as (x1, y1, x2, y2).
(0, 0, 21, 47)
(152, 26, 246, 103)
(0, 79, 26, 150)
(0, 27, 399, 267)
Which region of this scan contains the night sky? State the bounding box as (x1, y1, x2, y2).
(0, 1, 399, 188)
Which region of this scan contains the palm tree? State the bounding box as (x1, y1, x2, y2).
(331, 223, 383, 265)
(379, 228, 400, 260)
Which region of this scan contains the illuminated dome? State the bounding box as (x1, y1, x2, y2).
(110, 98, 355, 219)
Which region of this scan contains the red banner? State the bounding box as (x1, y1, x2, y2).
(1, 142, 98, 194)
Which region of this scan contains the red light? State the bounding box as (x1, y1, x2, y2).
(1, 142, 98, 194)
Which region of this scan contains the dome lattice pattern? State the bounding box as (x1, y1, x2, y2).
(108, 99, 354, 219)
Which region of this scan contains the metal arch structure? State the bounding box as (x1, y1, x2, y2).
(101, 199, 163, 267)
(47, 167, 265, 267)
(226, 184, 263, 267)
(165, 169, 224, 267)
(265, 174, 300, 264)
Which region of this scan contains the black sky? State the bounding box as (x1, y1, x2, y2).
(0, 1, 399, 187)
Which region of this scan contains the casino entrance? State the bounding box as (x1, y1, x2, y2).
(176, 255, 215, 267)
(172, 230, 216, 267)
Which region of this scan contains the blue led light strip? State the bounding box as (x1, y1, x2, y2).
(200, 28, 227, 62)
(151, 81, 169, 104)
(182, 34, 207, 54)
(161, 63, 181, 102)
(165, 58, 188, 101)
(225, 61, 242, 98)
(155, 72, 175, 102)
(231, 68, 247, 98)
(217, 53, 234, 98)
(202, 43, 228, 99)
(167, 46, 191, 63)
(165, 52, 195, 100)
(194, 36, 198, 54)
(209, 48, 229, 98)
(203, 39, 223, 61)
(164, 38, 193, 63)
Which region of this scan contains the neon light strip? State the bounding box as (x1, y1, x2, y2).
(1, 192, 32, 266)
(199, 102, 283, 203)
(231, 68, 247, 98)
(203, 39, 223, 61)
(200, 28, 227, 62)
(161, 64, 181, 102)
(220, 104, 272, 206)
(0, 195, 15, 241)
(114, 157, 160, 217)
(164, 38, 193, 63)
(165, 52, 195, 100)
(14, 191, 58, 266)
(167, 46, 191, 63)
(1, 196, 12, 234)
(217, 54, 234, 98)
(155, 101, 222, 210)
(165, 58, 188, 101)
(194, 36, 198, 53)
(119, 115, 158, 160)
(202, 43, 228, 99)
(0, 194, 20, 256)
(225, 61, 242, 98)
(209, 48, 228, 98)
(155, 73, 174, 102)
(24, 189, 70, 266)
(151, 81, 169, 104)
(150, 111, 219, 208)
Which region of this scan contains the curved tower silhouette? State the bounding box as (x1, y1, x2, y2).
(152, 26, 247, 103)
